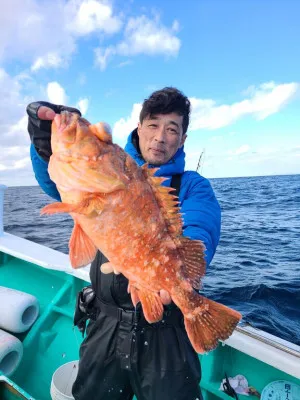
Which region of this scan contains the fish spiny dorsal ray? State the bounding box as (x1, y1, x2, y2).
(143, 164, 206, 290)
(142, 164, 183, 237)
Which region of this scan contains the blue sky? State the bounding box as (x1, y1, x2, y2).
(0, 0, 299, 186)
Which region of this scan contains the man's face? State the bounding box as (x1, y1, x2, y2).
(137, 113, 187, 165)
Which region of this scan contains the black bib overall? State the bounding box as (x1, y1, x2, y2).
(72, 175, 203, 400)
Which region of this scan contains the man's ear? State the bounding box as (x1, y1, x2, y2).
(180, 133, 187, 147)
(137, 122, 141, 137)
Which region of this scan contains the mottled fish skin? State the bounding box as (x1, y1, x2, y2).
(41, 112, 242, 353)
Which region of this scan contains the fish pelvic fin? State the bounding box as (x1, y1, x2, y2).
(179, 237, 206, 290)
(137, 289, 164, 323)
(69, 221, 97, 268)
(184, 295, 242, 353)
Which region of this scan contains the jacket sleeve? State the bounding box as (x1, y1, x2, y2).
(30, 144, 61, 201)
(180, 172, 221, 266)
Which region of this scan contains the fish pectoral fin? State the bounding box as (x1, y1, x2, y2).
(179, 237, 206, 290)
(69, 222, 97, 268)
(136, 289, 164, 323)
(41, 202, 77, 215)
(71, 195, 106, 215)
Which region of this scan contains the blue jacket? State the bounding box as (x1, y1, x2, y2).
(30, 130, 221, 265)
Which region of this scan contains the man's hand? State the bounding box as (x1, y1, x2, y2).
(26, 101, 81, 162)
(100, 261, 121, 275)
(37, 106, 56, 120)
(100, 262, 172, 305)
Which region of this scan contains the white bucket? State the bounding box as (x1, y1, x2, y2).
(0, 329, 23, 376)
(50, 361, 79, 400)
(0, 286, 39, 333)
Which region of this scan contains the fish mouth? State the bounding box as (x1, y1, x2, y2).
(53, 111, 80, 144)
(55, 111, 79, 130)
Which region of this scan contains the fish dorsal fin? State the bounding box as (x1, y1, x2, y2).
(178, 237, 206, 289)
(142, 164, 183, 237)
(69, 221, 97, 268)
(143, 164, 206, 289)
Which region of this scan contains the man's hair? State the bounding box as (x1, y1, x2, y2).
(140, 87, 190, 134)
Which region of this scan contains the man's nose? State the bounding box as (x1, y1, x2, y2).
(154, 126, 166, 142)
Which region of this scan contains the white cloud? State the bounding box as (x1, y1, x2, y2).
(65, 0, 122, 36)
(0, 69, 31, 147)
(117, 60, 133, 68)
(95, 14, 181, 70)
(0, 0, 121, 71)
(0, 68, 92, 186)
(190, 82, 299, 131)
(77, 98, 89, 115)
(229, 144, 251, 156)
(112, 82, 299, 141)
(77, 73, 86, 85)
(31, 52, 64, 72)
(113, 103, 142, 140)
(94, 46, 116, 71)
(47, 82, 67, 105)
(210, 135, 223, 142)
(118, 15, 181, 56)
(0, 67, 44, 185)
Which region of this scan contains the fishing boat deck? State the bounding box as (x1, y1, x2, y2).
(0, 232, 299, 399)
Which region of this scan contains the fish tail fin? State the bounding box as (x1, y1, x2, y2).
(184, 295, 241, 353)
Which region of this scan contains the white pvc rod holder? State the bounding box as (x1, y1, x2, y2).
(0, 184, 7, 236)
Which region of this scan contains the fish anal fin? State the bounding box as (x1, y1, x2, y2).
(128, 282, 140, 308)
(137, 289, 164, 323)
(41, 202, 77, 215)
(179, 237, 206, 289)
(69, 222, 97, 268)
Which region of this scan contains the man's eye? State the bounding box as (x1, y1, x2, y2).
(149, 124, 157, 128)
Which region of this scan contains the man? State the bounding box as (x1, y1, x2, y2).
(27, 87, 221, 400)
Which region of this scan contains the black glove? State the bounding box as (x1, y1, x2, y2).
(26, 101, 81, 162)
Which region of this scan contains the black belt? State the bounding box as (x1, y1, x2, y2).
(74, 286, 184, 336)
(95, 296, 141, 325)
(95, 296, 184, 328)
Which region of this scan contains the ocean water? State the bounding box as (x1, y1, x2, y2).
(3, 174, 300, 346)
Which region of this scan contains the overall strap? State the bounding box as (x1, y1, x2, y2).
(170, 173, 182, 197)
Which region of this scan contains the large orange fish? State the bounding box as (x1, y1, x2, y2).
(42, 111, 242, 353)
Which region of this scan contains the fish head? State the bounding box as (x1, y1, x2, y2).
(49, 111, 126, 194)
(51, 111, 112, 159)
